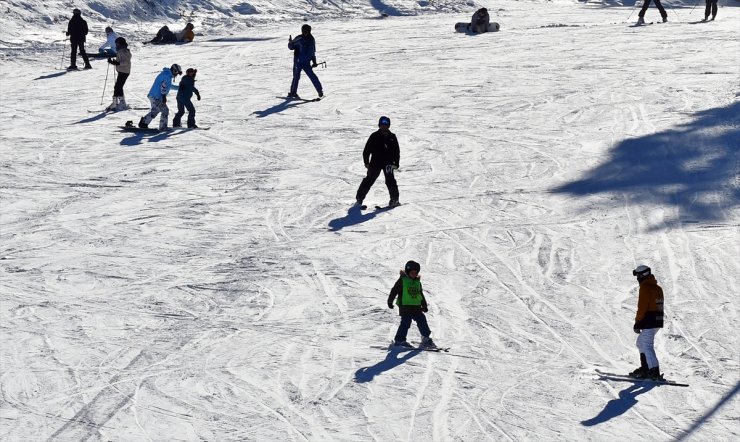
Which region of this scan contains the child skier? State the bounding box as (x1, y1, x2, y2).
(173, 68, 201, 128)
(139, 64, 182, 131)
(387, 261, 437, 349)
(629, 265, 665, 380)
(287, 24, 323, 99)
(355, 116, 400, 208)
(105, 37, 131, 112)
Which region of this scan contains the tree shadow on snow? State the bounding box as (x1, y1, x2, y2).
(581, 382, 656, 426)
(33, 71, 68, 80)
(252, 98, 314, 118)
(552, 101, 740, 231)
(328, 206, 391, 231)
(354, 347, 421, 383)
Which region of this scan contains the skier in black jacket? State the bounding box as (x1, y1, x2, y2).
(354, 116, 400, 208)
(173, 68, 201, 128)
(636, 0, 667, 24)
(66, 8, 91, 70)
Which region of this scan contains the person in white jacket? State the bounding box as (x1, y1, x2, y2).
(99, 27, 118, 56)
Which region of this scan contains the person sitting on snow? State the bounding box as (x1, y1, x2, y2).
(99, 26, 118, 56)
(149, 25, 177, 44)
(470, 8, 490, 33)
(175, 23, 195, 43)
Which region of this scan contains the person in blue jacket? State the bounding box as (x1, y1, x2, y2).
(173, 68, 201, 129)
(287, 24, 323, 99)
(139, 64, 182, 130)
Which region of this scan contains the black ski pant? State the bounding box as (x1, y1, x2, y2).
(705, 0, 718, 19)
(355, 166, 398, 203)
(394, 312, 431, 343)
(638, 0, 667, 19)
(70, 40, 90, 68)
(173, 97, 196, 127)
(113, 72, 129, 97)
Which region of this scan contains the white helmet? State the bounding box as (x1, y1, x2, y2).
(170, 63, 183, 76)
(632, 265, 651, 281)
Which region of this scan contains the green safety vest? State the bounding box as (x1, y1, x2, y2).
(397, 276, 423, 306)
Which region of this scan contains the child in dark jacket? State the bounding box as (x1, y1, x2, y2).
(387, 261, 437, 349)
(173, 68, 201, 128)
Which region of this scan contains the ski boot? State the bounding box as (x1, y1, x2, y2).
(636, 17, 645, 25)
(421, 336, 437, 349)
(393, 341, 414, 348)
(105, 97, 119, 112)
(647, 367, 664, 381)
(66, 65, 78, 71)
(662, 17, 668, 23)
(628, 366, 648, 379)
(115, 97, 129, 111)
(138, 117, 149, 129)
(287, 93, 300, 99)
(389, 199, 401, 208)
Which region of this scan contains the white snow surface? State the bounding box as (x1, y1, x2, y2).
(1, 1, 740, 441)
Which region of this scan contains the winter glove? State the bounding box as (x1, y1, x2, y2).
(311, 61, 318, 68)
(633, 326, 641, 334)
(421, 306, 428, 313)
(385, 165, 394, 174)
(196, 93, 201, 101)
(162, 96, 166, 104)
(364, 162, 370, 169)
(387, 301, 394, 309)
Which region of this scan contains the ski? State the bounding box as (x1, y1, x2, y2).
(89, 107, 147, 113)
(596, 370, 688, 387)
(375, 204, 401, 211)
(369, 344, 450, 352)
(277, 96, 323, 102)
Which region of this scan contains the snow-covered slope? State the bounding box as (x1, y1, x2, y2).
(1, 1, 739, 441)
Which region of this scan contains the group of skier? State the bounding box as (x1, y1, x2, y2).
(636, 0, 719, 24)
(62, 7, 678, 371)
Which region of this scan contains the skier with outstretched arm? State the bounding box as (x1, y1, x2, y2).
(354, 116, 400, 208)
(287, 24, 323, 99)
(138, 64, 182, 131)
(629, 265, 665, 380)
(173, 68, 201, 129)
(387, 261, 437, 349)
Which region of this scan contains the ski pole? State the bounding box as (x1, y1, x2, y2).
(101, 62, 110, 105)
(316, 61, 327, 69)
(690, 0, 701, 13)
(626, 1, 640, 21)
(60, 36, 67, 70)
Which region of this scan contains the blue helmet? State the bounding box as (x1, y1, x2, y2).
(378, 116, 391, 127)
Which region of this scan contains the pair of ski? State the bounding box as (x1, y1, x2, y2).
(120, 125, 210, 133)
(596, 369, 688, 387)
(279, 96, 324, 102)
(358, 203, 401, 211)
(371, 344, 450, 353)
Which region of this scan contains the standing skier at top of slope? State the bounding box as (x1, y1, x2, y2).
(629, 265, 665, 381)
(287, 24, 323, 100)
(636, 0, 668, 25)
(387, 261, 437, 349)
(66, 8, 92, 70)
(354, 116, 400, 209)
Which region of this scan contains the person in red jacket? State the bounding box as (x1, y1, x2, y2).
(387, 261, 436, 349)
(629, 265, 665, 380)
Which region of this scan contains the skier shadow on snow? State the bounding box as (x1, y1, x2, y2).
(252, 98, 315, 118)
(553, 101, 740, 230)
(74, 112, 108, 124)
(33, 71, 68, 81)
(580, 382, 657, 426)
(120, 129, 187, 146)
(328, 206, 390, 231)
(354, 347, 421, 383)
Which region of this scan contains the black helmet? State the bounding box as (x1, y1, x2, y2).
(105, 26, 113, 33)
(405, 260, 421, 275)
(301, 24, 312, 33)
(73, 8, 81, 15)
(632, 265, 651, 282)
(115, 37, 127, 47)
(170, 63, 183, 76)
(378, 116, 391, 127)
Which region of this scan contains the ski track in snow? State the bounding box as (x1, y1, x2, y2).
(1, 2, 739, 441)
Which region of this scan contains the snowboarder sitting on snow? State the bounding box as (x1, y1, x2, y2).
(287, 24, 323, 99)
(99, 26, 118, 56)
(629, 265, 665, 380)
(149, 26, 177, 44)
(387, 261, 437, 349)
(139, 64, 182, 131)
(105, 37, 131, 112)
(355, 116, 400, 208)
(173, 68, 201, 129)
(175, 23, 196, 43)
(66, 8, 92, 70)
(636, 0, 667, 25)
(470, 8, 490, 33)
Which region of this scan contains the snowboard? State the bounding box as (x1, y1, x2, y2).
(455, 22, 500, 33)
(596, 369, 688, 387)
